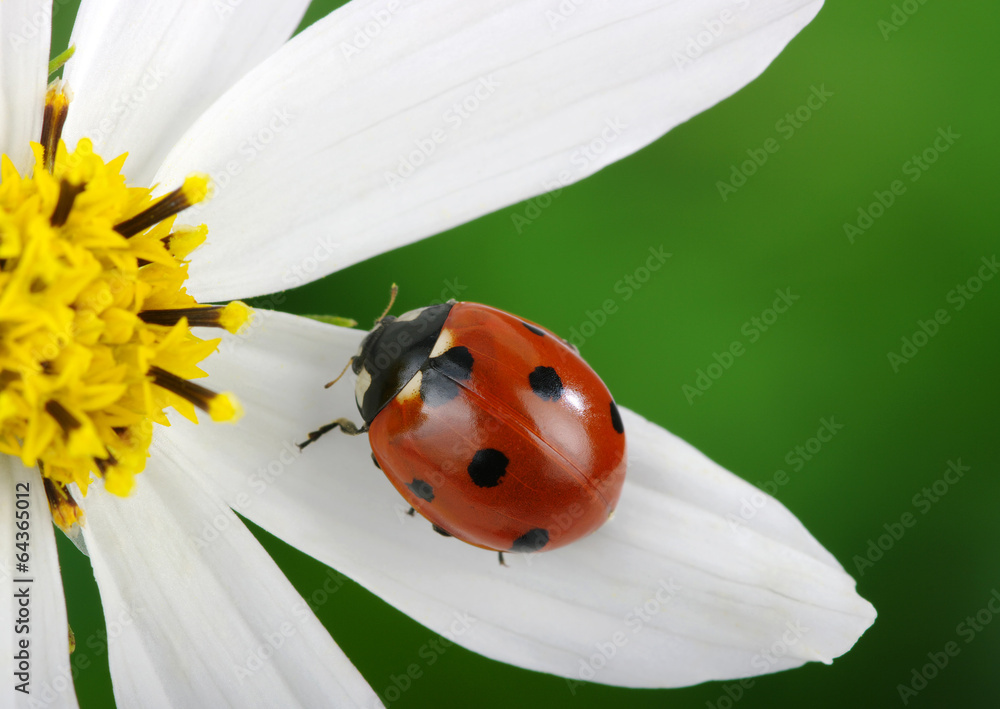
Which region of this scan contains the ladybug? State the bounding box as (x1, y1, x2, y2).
(300, 294, 627, 563)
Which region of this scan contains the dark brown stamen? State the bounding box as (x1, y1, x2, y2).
(93, 451, 118, 476)
(139, 306, 227, 328)
(42, 476, 60, 502)
(50, 180, 85, 227)
(114, 185, 195, 238)
(45, 400, 81, 433)
(42, 477, 83, 520)
(148, 365, 219, 413)
(41, 97, 70, 174)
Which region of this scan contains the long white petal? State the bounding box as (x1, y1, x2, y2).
(62, 0, 311, 186)
(77, 452, 381, 708)
(170, 311, 874, 687)
(154, 0, 823, 302)
(0, 458, 79, 708)
(0, 0, 50, 172)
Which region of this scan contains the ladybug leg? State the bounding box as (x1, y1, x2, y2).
(497, 551, 507, 567)
(406, 507, 416, 516)
(297, 418, 368, 450)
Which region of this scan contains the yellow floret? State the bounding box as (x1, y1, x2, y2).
(218, 301, 253, 334)
(208, 392, 243, 423)
(0, 138, 241, 498)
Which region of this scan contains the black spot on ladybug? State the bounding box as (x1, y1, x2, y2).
(406, 478, 435, 502)
(432, 524, 452, 537)
(529, 366, 563, 401)
(433, 345, 474, 380)
(419, 346, 475, 407)
(511, 528, 550, 552)
(418, 368, 459, 407)
(371, 452, 381, 469)
(467, 448, 508, 488)
(610, 401, 624, 434)
(522, 321, 546, 337)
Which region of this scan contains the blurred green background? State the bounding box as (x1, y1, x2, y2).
(50, 1, 999, 707)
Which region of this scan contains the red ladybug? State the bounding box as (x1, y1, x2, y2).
(301, 298, 627, 562)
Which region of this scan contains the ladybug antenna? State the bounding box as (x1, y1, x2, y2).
(324, 285, 396, 389)
(324, 358, 354, 389)
(376, 283, 399, 324)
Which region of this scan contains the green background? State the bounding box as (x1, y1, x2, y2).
(49, 1, 999, 707)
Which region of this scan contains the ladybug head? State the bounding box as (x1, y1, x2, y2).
(350, 302, 454, 424)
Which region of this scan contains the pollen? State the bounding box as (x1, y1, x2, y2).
(0, 86, 248, 510)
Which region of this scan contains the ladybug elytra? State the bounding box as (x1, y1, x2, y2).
(301, 298, 627, 561)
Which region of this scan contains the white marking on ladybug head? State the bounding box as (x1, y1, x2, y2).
(394, 306, 432, 323)
(354, 366, 373, 411)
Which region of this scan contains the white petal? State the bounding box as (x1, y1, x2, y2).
(170, 311, 874, 687)
(154, 0, 824, 302)
(77, 452, 381, 708)
(0, 458, 79, 708)
(0, 0, 50, 172)
(62, 0, 311, 186)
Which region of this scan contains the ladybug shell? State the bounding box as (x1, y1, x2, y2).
(363, 302, 626, 553)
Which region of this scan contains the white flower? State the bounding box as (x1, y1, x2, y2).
(0, 0, 873, 707)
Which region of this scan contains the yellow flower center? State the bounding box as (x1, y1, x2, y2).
(0, 85, 249, 523)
